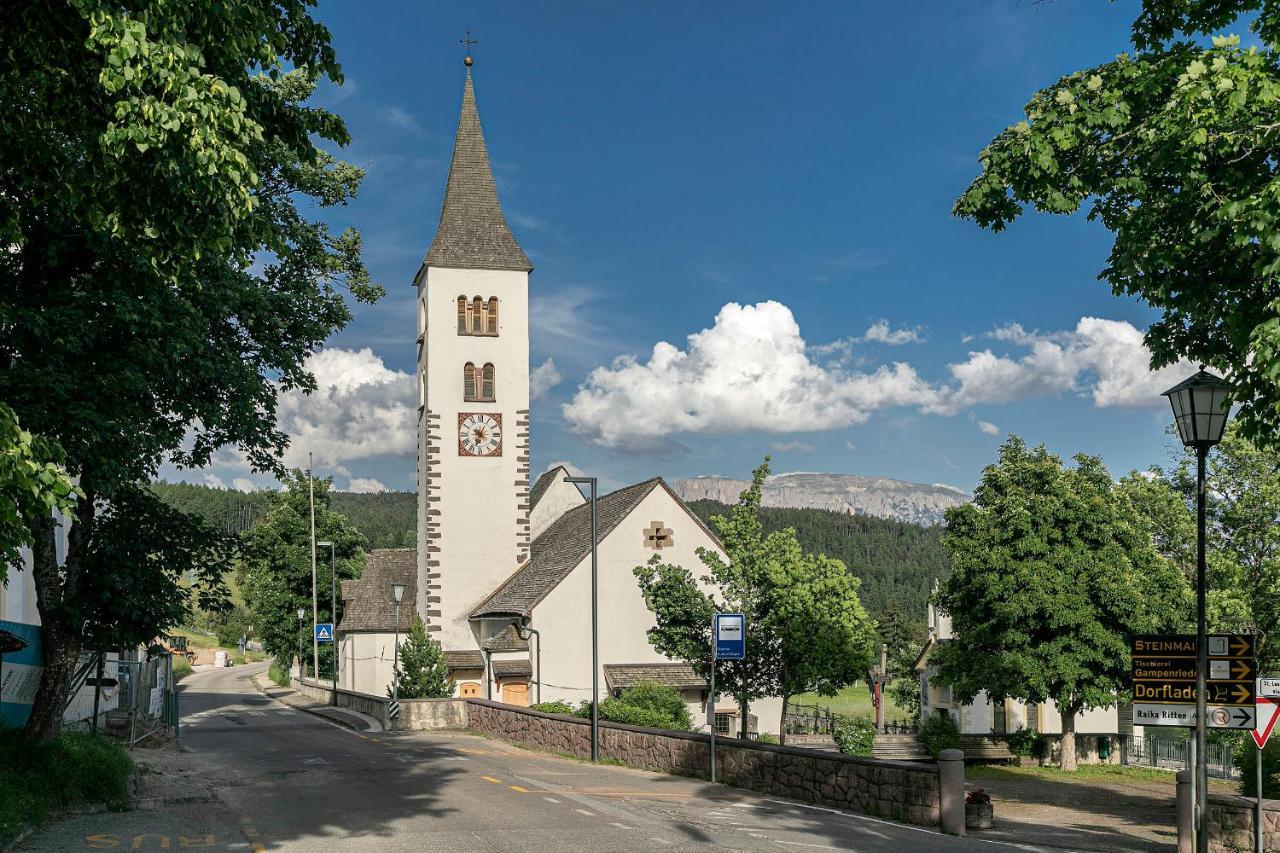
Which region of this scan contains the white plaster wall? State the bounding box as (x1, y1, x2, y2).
(339, 632, 397, 697)
(1037, 701, 1119, 735)
(526, 485, 784, 736)
(529, 468, 585, 541)
(416, 265, 530, 652)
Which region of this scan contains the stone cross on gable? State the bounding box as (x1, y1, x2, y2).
(643, 521, 673, 550)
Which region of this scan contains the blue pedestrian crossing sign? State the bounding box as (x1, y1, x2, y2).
(714, 613, 745, 660)
(314, 623, 334, 643)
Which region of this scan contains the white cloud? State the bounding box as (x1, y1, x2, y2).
(928, 318, 1194, 415)
(382, 106, 424, 136)
(347, 477, 388, 493)
(276, 347, 416, 470)
(771, 440, 815, 453)
(564, 302, 1187, 451)
(861, 320, 925, 346)
(530, 358, 563, 401)
(977, 420, 1000, 435)
(845, 441, 858, 452)
(203, 474, 227, 489)
(563, 301, 942, 451)
(543, 460, 586, 478)
(232, 478, 256, 493)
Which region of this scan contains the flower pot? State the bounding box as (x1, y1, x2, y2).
(966, 802, 993, 830)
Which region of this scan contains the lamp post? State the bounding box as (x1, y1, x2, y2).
(1162, 368, 1232, 853)
(318, 541, 337, 703)
(564, 475, 599, 763)
(391, 582, 406, 703)
(296, 606, 306, 678)
(515, 620, 541, 706)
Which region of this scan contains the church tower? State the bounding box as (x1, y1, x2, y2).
(415, 62, 532, 654)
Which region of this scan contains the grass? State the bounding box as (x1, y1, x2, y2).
(0, 729, 133, 844)
(245, 650, 267, 663)
(791, 682, 907, 722)
(967, 762, 1236, 790)
(171, 657, 193, 682)
(267, 661, 291, 687)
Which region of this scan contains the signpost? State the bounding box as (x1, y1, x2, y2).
(709, 613, 745, 784)
(314, 623, 333, 643)
(1253, 679, 1280, 853)
(1131, 634, 1257, 730)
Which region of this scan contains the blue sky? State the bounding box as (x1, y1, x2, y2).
(185, 0, 1209, 496)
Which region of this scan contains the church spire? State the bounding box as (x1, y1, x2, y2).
(424, 62, 532, 273)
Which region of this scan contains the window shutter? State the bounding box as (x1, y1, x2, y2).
(482, 363, 495, 401)
(463, 362, 477, 400)
(487, 297, 498, 335)
(457, 297, 467, 334)
(472, 296, 483, 334)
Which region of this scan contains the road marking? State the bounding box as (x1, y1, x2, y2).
(509, 785, 530, 793)
(649, 840, 672, 846)
(610, 822, 632, 829)
(543, 797, 561, 803)
(575, 809, 595, 816)
(481, 775, 502, 784)
(370, 738, 382, 743)
(762, 799, 1038, 849)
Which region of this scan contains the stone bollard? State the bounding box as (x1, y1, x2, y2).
(939, 748, 966, 836)
(1176, 769, 1193, 853)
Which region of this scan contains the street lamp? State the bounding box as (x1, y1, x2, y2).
(1162, 367, 1232, 853)
(514, 619, 541, 706)
(564, 475, 599, 763)
(318, 540, 337, 704)
(296, 606, 306, 678)
(391, 582, 406, 704)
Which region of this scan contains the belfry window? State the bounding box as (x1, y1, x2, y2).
(457, 296, 468, 334)
(463, 362, 477, 401)
(463, 363, 496, 403)
(481, 363, 495, 401)
(456, 295, 499, 336)
(486, 297, 499, 335)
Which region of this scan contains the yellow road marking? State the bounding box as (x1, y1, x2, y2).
(370, 738, 382, 743)
(481, 775, 502, 783)
(509, 785, 530, 793)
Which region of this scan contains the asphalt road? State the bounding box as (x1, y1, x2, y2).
(23, 664, 1035, 852)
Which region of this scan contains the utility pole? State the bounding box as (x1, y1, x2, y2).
(310, 453, 318, 679)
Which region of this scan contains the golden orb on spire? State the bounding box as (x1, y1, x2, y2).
(464, 54, 473, 67)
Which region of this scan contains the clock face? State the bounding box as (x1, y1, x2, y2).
(458, 413, 502, 457)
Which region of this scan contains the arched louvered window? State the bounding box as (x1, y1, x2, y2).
(471, 296, 484, 334)
(457, 296, 468, 334)
(463, 361, 478, 401)
(486, 297, 499, 335)
(481, 363, 495, 401)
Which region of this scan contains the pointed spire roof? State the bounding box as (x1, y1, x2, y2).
(424, 71, 532, 272)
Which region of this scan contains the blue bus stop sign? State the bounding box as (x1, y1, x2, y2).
(314, 623, 334, 643)
(714, 613, 745, 660)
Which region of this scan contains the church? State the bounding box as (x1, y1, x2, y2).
(336, 61, 783, 736)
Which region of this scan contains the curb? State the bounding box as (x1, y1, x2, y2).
(248, 673, 375, 732)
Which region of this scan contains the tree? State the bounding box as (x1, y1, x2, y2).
(953, 1, 1280, 447)
(636, 458, 875, 742)
(0, 404, 78, 582)
(240, 472, 366, 676)
(393, 617, 452, 700)
(880, 602, 926, 720)
(1, 3, 379, 738)
(933, 436, 1191, 770)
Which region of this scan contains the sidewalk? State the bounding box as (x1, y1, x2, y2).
(249, 672, 384, 732)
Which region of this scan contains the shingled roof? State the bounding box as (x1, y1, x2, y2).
(338, 549, 417, 633)
(528, 467, 560, 512)
(423, 72, 532, 273)
(604, 663, 706, 693)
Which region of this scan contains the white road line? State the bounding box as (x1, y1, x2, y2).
(543, 797, 561, 803)
(575, 809, 595, 816)
(610, 822, 632, 830)
(763, 799, 1040, 850)
(649, 839, 672, 846)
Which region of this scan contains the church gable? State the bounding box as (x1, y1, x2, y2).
(528, 465, 587, 541)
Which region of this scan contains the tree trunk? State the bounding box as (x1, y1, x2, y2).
(778, 694, 790, 746)
(1059, 703, 1079, 772)
(22, 515, 78, 741)
(739, 693, 750, 739)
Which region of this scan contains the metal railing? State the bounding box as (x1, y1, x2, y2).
(114, 652, 178, 746)
(1121, 734, 1240, 780)
(783, 701, 917, 736)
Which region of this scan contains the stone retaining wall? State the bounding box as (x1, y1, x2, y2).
(293, 677, 467, 731)
(1207, 792, 1280, 853)
(465, 699, 947, 828)
(294, 677, 390, 726)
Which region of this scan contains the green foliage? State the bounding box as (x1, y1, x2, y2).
(637, 458, 876, 739)
(933, 437, 1192, 768)
(832, 715, 876, 757)
(267, 661, 291, 687)
(393, 617, 452, 700)
(755, 733, 779, 744)
(240, 472, 366, 665)
(0, 404, 79, 584)
(1237, 737, 1280, 798)
(1007, 726, 1048, 760)
(213, 605, 253, 649)
(530, 701, 576, 715)
(616, 682, 694, 731)
(579, 697, 693, 732)
(0, 729, 133, 842)
(953, 0, 1280, 447)
(1, 0, 378, 737)
(171, 657, 193, 681)
(918, 712, 962, 759)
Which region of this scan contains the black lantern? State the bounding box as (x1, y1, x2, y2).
(1162, 369, 1231, 449)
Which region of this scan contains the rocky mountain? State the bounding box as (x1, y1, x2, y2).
(672, 472, 969, 526)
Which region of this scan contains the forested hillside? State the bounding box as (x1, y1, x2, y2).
(686, 499, 947, 630)
(150, 481, 416, 549)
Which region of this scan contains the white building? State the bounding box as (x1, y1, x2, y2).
(336, 62, 781, 734)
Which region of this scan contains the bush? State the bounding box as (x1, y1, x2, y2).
(919, 711, 962, 758)
(268, 661, 290, 687)
(172, 657, 193, 681)
(616, 682, 693, 731)
(755, 733, 779, 744)
(832, 715, 876, 757)
(0, 729, 133, 842)
(1238, 736, 1280, 798)
(1007, 726, 1047, 759)
(530, 701, 575, 715)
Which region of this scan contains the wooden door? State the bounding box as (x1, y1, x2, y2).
(502, 681, 529, 707)
(458, 682, 480, 698)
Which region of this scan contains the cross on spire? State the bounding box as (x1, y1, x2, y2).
(460, 31, 478, 66)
